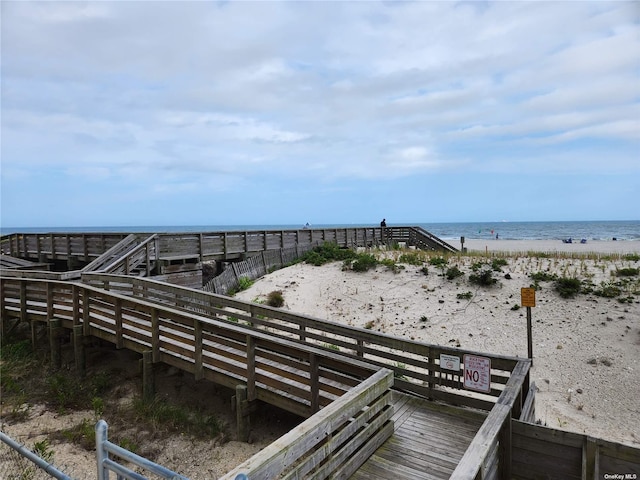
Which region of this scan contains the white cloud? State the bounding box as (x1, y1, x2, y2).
(1, 0, 639, 226)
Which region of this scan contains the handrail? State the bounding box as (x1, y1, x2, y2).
(0, 431, 72, 480)
(96, 420, 188, 480)
(220, 368, 394, 480)
(2, 226, 454, 262)
(412, 225, 458, 252)
(82, 273, 522, 411)
(81, 234, 139, 272)
(0, 276, 377, 419)
(450, 359, 531, 479)
(100, 234, 158, 275)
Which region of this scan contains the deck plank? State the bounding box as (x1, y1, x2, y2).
(350, 391, 485, 480)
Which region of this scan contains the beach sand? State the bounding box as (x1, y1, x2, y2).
(236, 239, 640, 447)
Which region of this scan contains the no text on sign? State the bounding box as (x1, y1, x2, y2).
(463, 354, 491, 393)
(521, 287, 536, 307)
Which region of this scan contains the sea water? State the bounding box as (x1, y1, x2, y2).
(1, 220, 638, 241)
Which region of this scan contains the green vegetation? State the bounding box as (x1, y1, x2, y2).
(616, 267, 639, 277)
(555, 277, 581, 298)
(469, 267, 498, 286)
(132, 397, 224, 438)
(593, 281, 622, 298)
(398, 252, 424, 266)
(379, 258, 403, 273)
(237, 276, 254, 291)
(302, 242, 357, 266)
(530, 271, 558, 282)
(429, 257, 448, 267)
(491, 258, 509, 271)
(456, 291, 473, 300)
(266, 290, 285, 307)
(445, 266, 464, 280)
(345, 253, 378, 272)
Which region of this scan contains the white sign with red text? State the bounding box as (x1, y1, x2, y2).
(463, 354, 491, 393)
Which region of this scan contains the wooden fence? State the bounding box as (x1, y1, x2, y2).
(221, 368, 395, 480)
(1, 226, 456, 265)
(203, 242, 320, 295)
(0, 277, 378, 419)
(512, 420, 640, 479)
(81, 273, 527, 413)
(1, 228, 382, 261)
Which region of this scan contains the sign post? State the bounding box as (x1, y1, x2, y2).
(521, 287, 536, 364)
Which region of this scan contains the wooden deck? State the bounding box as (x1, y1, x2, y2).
(351, 391, 486, 480)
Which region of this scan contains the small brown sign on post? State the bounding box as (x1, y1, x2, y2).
(521, 287, 536, 307)
(521, 287, 536, 364)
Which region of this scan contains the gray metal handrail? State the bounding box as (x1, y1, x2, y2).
(96, 420, 189, 480)
(0, 431, 72, 480)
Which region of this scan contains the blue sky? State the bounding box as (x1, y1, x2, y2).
(1, 1, 639, 228)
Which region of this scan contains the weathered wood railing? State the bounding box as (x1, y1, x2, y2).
(1, 233, 130, 263)
(386, 226, 458, 252)
(450, 359, 531, 479)
(511, 419, 640, 479)
(1, 226, 457, 264)
(82, 273, 525, 412)
(221, 368, 395, 480)
(1, 228, 381, 261)
(0, 277, 377, 419)
(203, 242, 321, 295)
(96, 234, 159, 276)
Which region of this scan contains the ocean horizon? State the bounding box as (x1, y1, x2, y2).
(1, 220, 638, 242)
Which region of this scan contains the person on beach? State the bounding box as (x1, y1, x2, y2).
(380, 219, 386, 228)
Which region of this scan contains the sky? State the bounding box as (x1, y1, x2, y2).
(1, 1, 639, 228)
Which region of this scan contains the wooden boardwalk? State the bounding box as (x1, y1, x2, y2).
(351, 392, 486, 480)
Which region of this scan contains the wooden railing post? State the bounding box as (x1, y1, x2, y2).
(83, 290, 91, 336)
(151, 309, 160, 363)
(310, 353, 320, 413)
(73, 324, 86, 378)
(498, 414, 512, 479)
(115, 298, 123, 349)
(236, 385, 250, 442)
(246, 336, 256, 401)
(68, 285, 79, 329)
(142, 350, 154, 402)
(49, 318, 62, 369)
(194, 321, 203, 381)
(582, 436, 598, 479)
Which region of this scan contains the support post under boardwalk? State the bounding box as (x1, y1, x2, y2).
(235, 385, 250, 442)
(73, 325, 86, 378)
(142, 350, 155, 402)
(49, 319, 62, 369)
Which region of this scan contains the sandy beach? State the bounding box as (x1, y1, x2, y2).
(236, 238, 640, 447)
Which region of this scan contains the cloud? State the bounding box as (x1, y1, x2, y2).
(1, 1, 638, 226)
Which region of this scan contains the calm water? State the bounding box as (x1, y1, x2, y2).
(1, 220, 638, 241)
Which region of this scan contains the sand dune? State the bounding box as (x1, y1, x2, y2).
(237, 239, 640, 447)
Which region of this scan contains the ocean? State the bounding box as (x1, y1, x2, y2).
(1, 220, 638, 242)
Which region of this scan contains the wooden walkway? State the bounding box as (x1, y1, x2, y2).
(351, 392, 486, 480)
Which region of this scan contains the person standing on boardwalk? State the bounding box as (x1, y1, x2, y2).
(380, 219, 386, 227)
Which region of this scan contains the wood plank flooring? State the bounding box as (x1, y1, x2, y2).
(350, 391, 487, 480)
